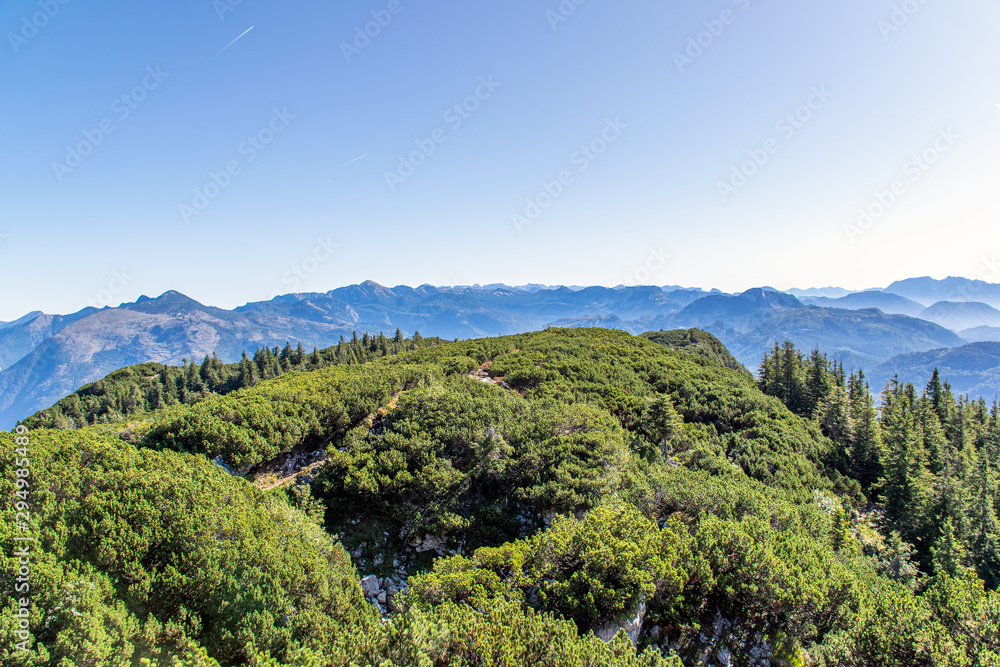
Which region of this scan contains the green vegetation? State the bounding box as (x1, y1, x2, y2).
(640, 328, 748, 374)
(759, 341, 1000, 587)
(23, 331, 443, 431)
(3, 328, 999, 665)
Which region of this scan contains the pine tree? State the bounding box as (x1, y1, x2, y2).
(970, 451, 1000, 587)
(927, 368, 947, 424)
(805, 347, 831, 418)
(200, 355, 214, 384)
(238, 351, 258, 388)
(878, 384, 934, 549)
(641, 394, 684, 457)
(816, 382, 851, 446)
(848, 371, 882, 492)
(931, 516, 968, 577)
(881, 531, 921, 590)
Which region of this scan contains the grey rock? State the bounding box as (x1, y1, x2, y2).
(593, 597, 646, 646)
(415, 535, 447, 553)
(360, 575, 380, 598)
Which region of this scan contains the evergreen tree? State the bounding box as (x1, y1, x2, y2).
(238, 351, 258, 388)
(641, 394, 684, 457)
(848, 371, 882, 492)
(805, 347, 831, 418)
(815, 382, 851, 446)
(932, 516, 968, 577)
(970, 450, 1000, 587)
(926, 368, 947, 424)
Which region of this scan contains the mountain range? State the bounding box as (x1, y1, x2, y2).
(3, 276, 1000, 429)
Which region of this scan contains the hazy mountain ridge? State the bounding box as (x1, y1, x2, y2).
(799, 291, 926, 317)
(868, 342, 1000, 399)
(4, 277, 1000, 429)
(886, 276, 1000, 309)
(919, 301, 1000, 332)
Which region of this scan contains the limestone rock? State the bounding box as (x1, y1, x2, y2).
(360, 575, 380, 598)
(593, 597, 646, 646)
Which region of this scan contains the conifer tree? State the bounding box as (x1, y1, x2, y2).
(970, 451, 1000, 587)
(932, 516, 968, 577)
(848, 371, 882, 492)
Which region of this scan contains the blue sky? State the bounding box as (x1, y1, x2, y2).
(1, 0, 998, 320)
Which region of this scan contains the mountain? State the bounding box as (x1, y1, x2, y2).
(0, 285, 683, 428)
(718, 306, 967, 370)
(886, 276, 1000, 309)
(961, 326, 1000, 343)
(674, 288, 804, 324)
(785, 286, 854, 299)
(867, 341, 1000, 398)
(0, 308, 96, 371)
(0, 291, 362, 429)
(663, 289, 963, 371)
(799, 291, 926, 317)
(918, 301, 1000, 332)
(6, 283, 991, 429)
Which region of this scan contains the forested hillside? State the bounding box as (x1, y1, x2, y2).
(759, 341, 1000, 586)
(23, 330, 445, 431)
(3, 329, 998, 666)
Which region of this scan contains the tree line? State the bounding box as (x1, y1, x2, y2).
(24, 329, 440, 430)
(758, 340, 1000, 587)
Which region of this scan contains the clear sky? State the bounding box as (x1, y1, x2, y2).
(1, 0, 999, 320)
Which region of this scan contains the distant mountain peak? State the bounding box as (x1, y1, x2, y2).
(118, 290, 208, 315)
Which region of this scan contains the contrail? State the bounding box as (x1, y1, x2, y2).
(218, 26, 254, 55)
(341, 154, 368, 166)
(324, 155, 369, 183)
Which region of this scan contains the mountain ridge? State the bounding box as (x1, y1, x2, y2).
(4, 277, 1000, 430)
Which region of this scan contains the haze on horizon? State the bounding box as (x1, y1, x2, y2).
(2, 0, 998, 321)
